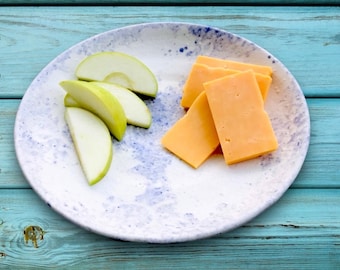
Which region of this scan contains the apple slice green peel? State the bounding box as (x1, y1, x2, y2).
(75, 51, 158, 97)
(64, 82, 152, 128)
(60, 80, 127, 141)
(65, 107, 113, 185)
(91, 82, 152, 128)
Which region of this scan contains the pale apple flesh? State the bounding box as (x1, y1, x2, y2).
(64, 93, 80, 107)
(91, 82, 152, 128)
(60, 80, 127, 141)
(104, 72, 133, 90)
(65, 107, 113, 185)
(75, 51, 158, 97)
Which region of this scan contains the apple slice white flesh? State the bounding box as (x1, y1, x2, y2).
(64, 93, 80, 107)
(60, 80, 127, 141)
(91, 82, 152, 128)
(75, 51, 158, 97)
(65, 107, 113, 185)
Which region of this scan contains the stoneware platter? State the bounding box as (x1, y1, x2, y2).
(14, 22, 310, 243)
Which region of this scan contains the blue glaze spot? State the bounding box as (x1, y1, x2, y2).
(190, 26, 214, 38)
(186, 50, 194, 57)
(179, 46, 188, 53)
(136, 186, 168, 206)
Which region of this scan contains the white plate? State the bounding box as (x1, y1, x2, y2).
(14, 22, 310, 243)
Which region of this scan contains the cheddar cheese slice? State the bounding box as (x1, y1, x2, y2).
(181, 63, 238, 108)
(196, 55, 273, 76)
(181, 63, 272, 108)
(161, 91, 219, 168)
(204, 70, 278, 165)
(253, 72, 272, 101)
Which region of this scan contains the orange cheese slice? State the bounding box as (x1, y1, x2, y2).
(253, 72, 272, 101)
(161, 91, 219, 168)
(196, 55, 273, 76)
(181, 63, 238, 108)
(181, 63, 272, 108)
(204, 70, 278, 165)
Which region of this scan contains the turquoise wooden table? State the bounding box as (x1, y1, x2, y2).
(1, 0, 340, 268)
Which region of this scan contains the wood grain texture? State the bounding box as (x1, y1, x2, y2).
(0, 6, 339, 98)
(0, 100, 27, 188)
(1, 0, 340, 5)
(1, 5, 340, 269)
(2, 98, 340, 189)
(0, 189, 339, 269)
(294, 98, 340, 188)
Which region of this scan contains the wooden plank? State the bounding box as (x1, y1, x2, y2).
(2, 98, 340, 189)
(0, 0, 339, 5)
(0, 188, 339, 268)
(0, 100, 27, 188)
(294, 98, 340, 188)
(0, 6, 339, 98)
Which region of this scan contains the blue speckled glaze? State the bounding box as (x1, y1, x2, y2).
(14, 22, 310, 243)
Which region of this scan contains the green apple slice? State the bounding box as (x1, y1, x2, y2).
(91, 82, 152, 128)
(63, 83, 152, 128)
(75, 51, 158, 97)
(64, 93, 80, 107)
(65, 107, 113, 185)
(60, 80, 127, 141)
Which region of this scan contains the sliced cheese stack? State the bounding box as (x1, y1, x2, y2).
(161, 55, 278, 168)
(181, 63, 272, 108)
(181, 63, 238, 108)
